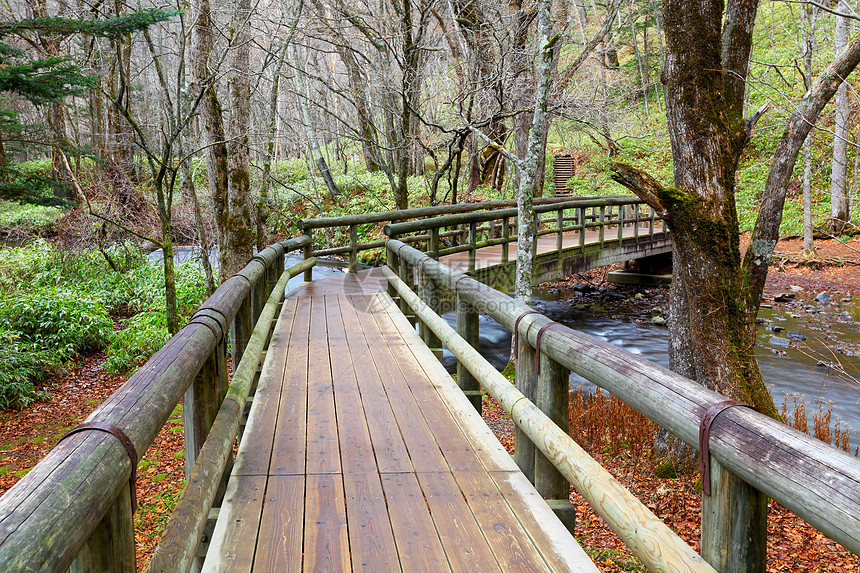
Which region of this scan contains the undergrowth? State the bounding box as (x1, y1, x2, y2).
(0, 240, 208, 407)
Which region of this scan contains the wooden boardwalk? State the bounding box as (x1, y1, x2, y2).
(203, 273, 596, 572)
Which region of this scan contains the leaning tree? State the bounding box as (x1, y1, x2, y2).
(611, 0, 860, 417)
(610, 2, 860, 569)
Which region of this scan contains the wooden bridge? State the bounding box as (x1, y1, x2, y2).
(0, 197, 858, 572)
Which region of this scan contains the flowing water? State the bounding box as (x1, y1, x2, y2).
(439, 286, 860, 451)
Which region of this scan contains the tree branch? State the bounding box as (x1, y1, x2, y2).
(609, 162, 668, 216)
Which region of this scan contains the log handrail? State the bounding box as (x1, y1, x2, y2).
(147, 257, 315, 573)
(0, 235, 313, 572)
(382, 263, 716, 573)
(386, 238, 860, 560)
(382, 197, 666, 268)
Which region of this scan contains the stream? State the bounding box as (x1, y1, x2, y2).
(439, 286, 860, 451)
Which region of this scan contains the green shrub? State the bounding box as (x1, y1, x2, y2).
(0, 201, 62, 234)
(122, 261, 209, 315)
(0, 288, 112, 360)
(104, 311, 171, 374)
(0, 331, 53, 409)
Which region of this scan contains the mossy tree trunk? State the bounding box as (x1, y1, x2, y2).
(223, 0, 254, 278)
(611, 0, 860, 419)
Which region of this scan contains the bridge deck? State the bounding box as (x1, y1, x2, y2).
(204, 274, 595, 572)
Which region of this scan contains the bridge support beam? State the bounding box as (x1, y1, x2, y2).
(515, 334, 537, 484)
(536, 352, 576, 534)
(70, 482, 135, 573)
(456, 294, 481, 413)
(701, 460, 767, 572)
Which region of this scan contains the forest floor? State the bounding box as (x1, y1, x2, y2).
(0, 235, 858, 570)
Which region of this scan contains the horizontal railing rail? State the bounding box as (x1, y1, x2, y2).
(0, 235, 315, 572)
(385, 239, 860, 570)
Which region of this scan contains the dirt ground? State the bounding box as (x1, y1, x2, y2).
(754, 235, 860, 294)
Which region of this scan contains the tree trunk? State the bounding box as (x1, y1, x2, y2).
(612, 0, 860, 425)
(514, 1, 556, 304)
(192, 0, 231, 282)
(829, 2, 851, 234)
(339, 48, 379, 172)
(288, 43, 340, 200)
(221, 0, 255, 278)
(258, 42, 287, 251)
(801, 4, 817, 256)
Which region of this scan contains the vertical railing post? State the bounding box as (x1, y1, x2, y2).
(386, 238, 400, 299)
(514, 327, 537, 484)
(348, 224, 358, 273)
(502, 217, 510, 263)
(230, 293, 253, 369)
(634, 203, 641, 241)
(185, 338, 229, 479)
(701, 460, 768, 571)
(430, 226, 440, 259)
(70, 483, 135, 573)
(535, 351, 575, 533)
(598, 206, 606, 246)
(456, 293, 481, 412)
(419, 268, 443, 361)
(650, 207, 656, 238)
(617, 204, 624, 242)
(468, 221, 477, 272)
(556, 209, 564, 252)
(303, 229, 314, 282)
(399, 257, 416, 326)
(578, 207, 586, 251)
(251, 275, 266, 325)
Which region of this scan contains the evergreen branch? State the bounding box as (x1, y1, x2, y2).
(0, 9, 178, 40)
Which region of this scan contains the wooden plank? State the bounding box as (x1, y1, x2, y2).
(305, 296, 341, 474)
(452, 471, 550, 573)
(252, 475, 305, 573)
(416, 471, 502, 573)
(233, 299, 299, 476)
(343, 473, 401, 572)
(325, 296, 377, 475)
(369, 299, 485, 473)
(491, 471, 598, 572)
(380, 473, 451, 572)
(339, 298, 412, 474)
(303, 474, 350, 572)
(375, 293, 517, 473)
(267, 298, 311, 475)
(202, 475, 266, 573)
(353, 298, 449, 474)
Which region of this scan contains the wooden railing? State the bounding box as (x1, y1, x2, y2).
(0, 236, 315, 572)
(297, 196, 605, 273)
(382, 196, 666, 273)
(385, 239, 860, 572)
